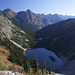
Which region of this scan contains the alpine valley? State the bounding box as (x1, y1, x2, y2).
(0, 8, 75, 75)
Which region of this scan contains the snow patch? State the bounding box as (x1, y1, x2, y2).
(10, 40, 27, 51)
(25, 43, 28, 45)
(21, 30, 26, 34)
(26, 39, 29, 41)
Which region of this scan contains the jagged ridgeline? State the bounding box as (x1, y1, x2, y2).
(1, 8, 75, 32)
(0, 13, 36, 49)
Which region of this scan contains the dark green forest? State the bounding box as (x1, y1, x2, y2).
(0, 37, 39, 73)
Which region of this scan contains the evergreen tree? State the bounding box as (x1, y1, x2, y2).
(42, 60, 46, 74)
(24, 60, 30, 73)
(49, 63, 51, 74)
(33, 56, 39, 73)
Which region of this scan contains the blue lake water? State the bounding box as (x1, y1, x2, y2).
(25, 48, 63, 70)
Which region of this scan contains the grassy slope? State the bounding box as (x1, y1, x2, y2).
(0, 46, 23, 71)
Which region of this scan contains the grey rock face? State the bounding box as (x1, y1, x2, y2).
(0, 14, 13, 39)
(1, 9, 50, 31)
(0, 14, 35, 49)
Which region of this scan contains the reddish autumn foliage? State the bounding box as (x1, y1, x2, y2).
(17, 65, 20, 67)
(0, 68, 3, 71)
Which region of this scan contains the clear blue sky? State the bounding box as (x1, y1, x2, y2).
(0, 0, 75, 15)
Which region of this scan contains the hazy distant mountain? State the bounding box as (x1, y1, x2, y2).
(38, 14, 75, 24)
(59, 15, 75, 20)
(38, 14, 63, 24)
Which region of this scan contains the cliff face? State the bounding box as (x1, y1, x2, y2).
(1, 9, 46, 31)
(0, 13, 13, 39)
(0, 13, 36, 49)
(1, 9, 52, 31)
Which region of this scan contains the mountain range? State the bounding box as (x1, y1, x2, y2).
(1, 8, 75, 31)
(1, 8, 46, 31)
(38, 14, 75, 24)
(0, 8, 75, 75)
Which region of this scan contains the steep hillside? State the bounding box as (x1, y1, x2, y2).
(0, 13, 42, 73)
(0, 46, 23, 71)
(0, 13, 36, 49)
(36, 19, 75, 57)
(36, 19, 75, 74)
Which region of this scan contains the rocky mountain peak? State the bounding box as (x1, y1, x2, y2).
(25, 9, 35, 17)
(26, 9, 32, 13)
(2, 8, 17, 18)
(3, 8, 11, 12)
(17, 11, 26, 19)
